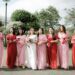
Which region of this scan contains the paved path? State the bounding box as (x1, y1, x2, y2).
(0, 50, 75, 75)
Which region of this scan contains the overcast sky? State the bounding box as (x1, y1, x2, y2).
(0, 0, 75, 24)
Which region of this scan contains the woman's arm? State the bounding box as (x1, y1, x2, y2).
(38, 35, 47, 45)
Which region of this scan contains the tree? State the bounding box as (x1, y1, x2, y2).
(34, 6, 60, 29)
(65, 8, 75, 42)
(65, 8, 75, 27)
(11, 10, 31, 23)
(11, 10, 40, 31)
(0, 22, 4, 33)
(0, 20, 3, 27)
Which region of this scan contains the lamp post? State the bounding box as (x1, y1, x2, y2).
(3, 0, 10, 28)
(3, 0, 10, 47)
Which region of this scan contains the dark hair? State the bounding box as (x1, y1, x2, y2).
(10, 27, 16, 35)
(59, 25, 66, 33)
(17, 27, 24, 35)
(37, 28, 44, 37)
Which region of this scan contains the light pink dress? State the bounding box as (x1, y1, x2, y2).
(16, 35, 26, 66)
(0, 32, 4, 67)
(58, 32, 69, 69)
(37, 34, 47, 69)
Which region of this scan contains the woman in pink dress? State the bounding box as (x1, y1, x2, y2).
(47, 27, 58, 69)
(71, 30, 75, 68)
(58, 25, 69, 69)
(37, 28, 47, 70)
(0, 31, 4, 68)
(16, 27, 26, 69)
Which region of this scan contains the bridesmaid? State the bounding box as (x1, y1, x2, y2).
(58, 25, 69, 69)
(16, 27, 26, 69)
(0, 31, 4, 68)
(26, 28, 37, 70)
(37, 28, 47, 70)
(47, 27, 58, 69)
(71, 30, 75, 68)
(6, 27, 17, 69)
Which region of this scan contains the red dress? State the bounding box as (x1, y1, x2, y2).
(6, 34, 17, 69)
(71, 35, 75, 67)
(47, 34, 57, 69)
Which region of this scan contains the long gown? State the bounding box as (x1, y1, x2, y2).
(47, 34, 57, 69)
(25, 35, 37, 69)
(71, 35, 75, 67)
(58, 32, 69, 69)
(37, 34, 47, 69)
(6, 34, 17, 69)
(16, 35, 26, 66)
(0, 32, 4, 67)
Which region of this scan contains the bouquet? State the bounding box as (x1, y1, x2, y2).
(29, 38, 34, 43)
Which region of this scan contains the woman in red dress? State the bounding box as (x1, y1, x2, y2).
(71, 30, 75, 68)
(47, 27, 58, 69)
(6, 27, 17, 69)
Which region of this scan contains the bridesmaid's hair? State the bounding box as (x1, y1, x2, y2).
(11, 27, 16, 35)
(17, 26, 24, 35)
(37, 28, 44, 37)
(59, 25, 66, 33)
(41, 28, 44, 34)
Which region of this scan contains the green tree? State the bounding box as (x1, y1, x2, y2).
(11, 10, 40, 31)
(35, 6, 60, 30)
(65, 8, 75, 27)
(0, 20, 3, 27)
(11, 10, 31, 23)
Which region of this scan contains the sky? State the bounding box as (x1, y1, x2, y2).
(0, 0, 75, 24)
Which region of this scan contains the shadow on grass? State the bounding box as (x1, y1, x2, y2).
(0, 67, 32, 71)
(0, 66, 75, 71)
(57, 66, 75, 71)
(69, 66, 75, 70)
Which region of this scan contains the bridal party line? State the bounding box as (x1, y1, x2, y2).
(0, 25, 75, 70)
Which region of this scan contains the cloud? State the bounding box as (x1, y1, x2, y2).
(8, 0, 50, 15)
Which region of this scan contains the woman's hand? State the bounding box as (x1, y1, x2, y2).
(50, 40, 58, 43)
(8, 40, 12, 43)
(47, 43, 50, 47)
(13, 39, 17, 42)
(50, 40, 54, 43)
(38, 41, 42, 45)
